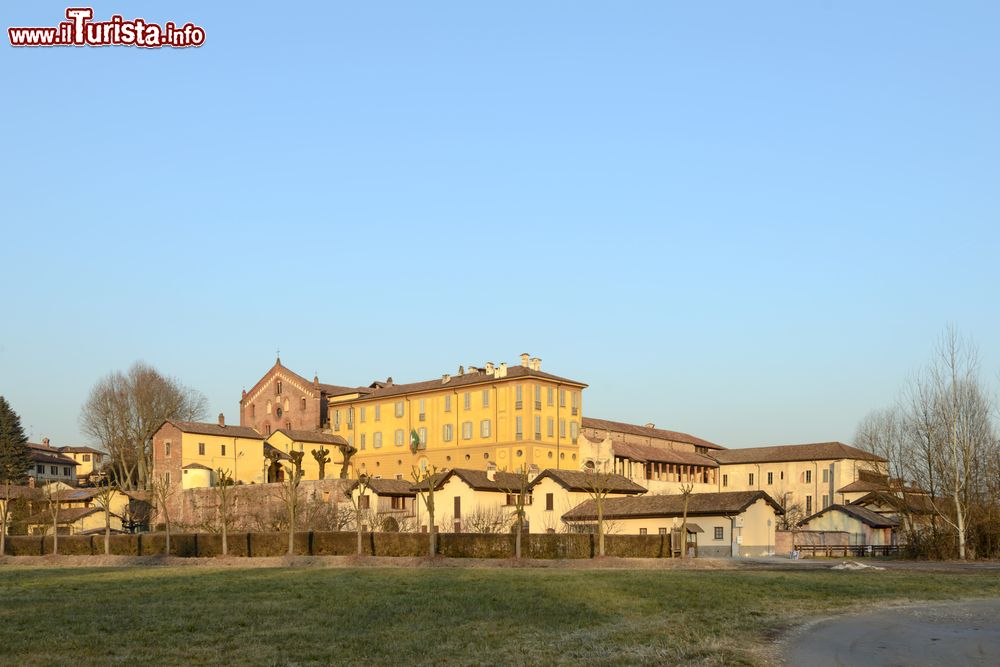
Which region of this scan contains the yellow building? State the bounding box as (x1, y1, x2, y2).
(322, 354, 587, 479)
(56, 446, 106, 484)
(797, 504, 899, 547)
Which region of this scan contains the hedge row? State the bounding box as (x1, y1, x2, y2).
(2, 531, 674, 559)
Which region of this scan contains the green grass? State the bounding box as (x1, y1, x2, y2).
(1, 566, 999, 666)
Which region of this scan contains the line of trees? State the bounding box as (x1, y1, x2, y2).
(855, 328, 999, 559)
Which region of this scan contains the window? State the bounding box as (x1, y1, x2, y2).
(547, 387, 554, 406)
(50, 465, 57, 475)
(546, 417, 554, 438)
(164, 472, 171, 486)
(221, 444, 227, 456)
(63, 467, 71, 476)
(559, 419, 566, 438)
(359, 495, 370, 510)
(444, 395, 451, 412)
(822, 469, 829, 483)
(276, 381, 282, 395)
(805, 470, 812, 484)
(301, 398, 306, 410)
(373, 432, 383, 449)
(805, 495, 813, 514)
(360, 406, 367, 422)
(534, 416, 542, 439)
(722, 474, 728, 487)
(559, 389, 566, 407)
(360, 434, 366, 450)
(482, 389, 490, 408)
(334, 410, 340, 430)
(749, 472, 755, 486)
(83, 454, 91, 462)
(515, 416, 523, 440)
(165, 442, 171, 458)
(395, 429, 405, 447)
(639, 528, 648, 535)
(419, 399, 426, 421)
(417, 427, 427, 448)
(463, 392, 471, 410)
(822, 494, 829, 509)
(767, 472, 773, 485)
(714, 526, 724, 540)
(198, 442, 206, 456)
(443, 424, 453, 442)
(545, 493, 554, 511)
(462, 421, 473, 440)
(391, 496, 405, 510)
(571, 392, 580, 415)
(265, 424, 271, 435)
(570, 421, 579, 443)
(375, 405, 381, 421)
(394, 401, 404, 418)
(780, 471, 784, 480)
(534, 384, 542, 409)
(36, 464, 44, 474)
(347, 408, 354, 428)
(480, 419, 491, 438)
(515, 385, 523, 409)
(453, 496, 461, 519)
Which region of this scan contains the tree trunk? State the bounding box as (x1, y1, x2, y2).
(597, 500, 605, 558)
(222, 520, 228, 557)
(955, 489, 966, 560)
(104, 509, 111, 555)
(357, 519, 363, 557)
(515, 516, 522, 559)
(288, 505, 295, 557)
(165, 521, 171, 556)
(428, 506, 436, 558)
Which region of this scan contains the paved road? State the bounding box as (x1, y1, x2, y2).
(785, 599, 1000, 666)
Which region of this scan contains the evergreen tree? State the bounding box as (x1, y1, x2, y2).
(0, 396, 30, 485)
(1, 396, 31, 555)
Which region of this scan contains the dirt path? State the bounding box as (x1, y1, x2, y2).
(784, 599, 1000, 666)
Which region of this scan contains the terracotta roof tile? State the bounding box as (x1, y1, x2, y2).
(799, 503, 899, 529)
(711, 442, 885, 465)
(166, 421, 263, 440)
(271, 429, 349, 447)
(610, 440, 719, 467)
(563, 491, 782, 521)
(528, 469, 647, 494)
(582, 418, 724, 450)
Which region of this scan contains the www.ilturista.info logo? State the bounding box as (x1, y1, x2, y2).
(8, 8, 205, 48)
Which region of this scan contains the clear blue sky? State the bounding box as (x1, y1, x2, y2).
(2, 2, 998, 448)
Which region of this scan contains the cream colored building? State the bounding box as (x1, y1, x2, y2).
(525, 468, 647, 534)
(710, 442, 886, 518)
(56, 446, 106, 484)
(561, 491, 783, 557)
(347, 478, 417, 532)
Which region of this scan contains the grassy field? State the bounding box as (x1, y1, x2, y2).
(1, 565, 999, 666)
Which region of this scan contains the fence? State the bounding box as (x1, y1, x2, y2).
(794, 544, 900, 558)
(1, 531, 675, 559)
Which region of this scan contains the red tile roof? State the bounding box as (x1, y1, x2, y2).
(711, 442, 885, 465)
(528, 469, 647, 494)
(799, 503, 899, 529)
(610, 440, 719, 467)
(164, 420, 263, 440)
(563, 491, 782, 521)
(582, 418, 724, 450)
(270, 429, 349, 447)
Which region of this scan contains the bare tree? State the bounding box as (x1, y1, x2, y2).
(311, 447, 331, 480)
(463, 505, 512, 534)
(80, 362, 207, 490)
(92, 471, 120, 555)
(42, 484, 61, 555)
(213, 468, 235, 556)
(498, 466, 531, 559)
(411, 462, 440, 558)
(582, 470, 616, 558)
(277, 453, 304, 556)
(150, 474, 175, 555)
(347, 469, 374, 557)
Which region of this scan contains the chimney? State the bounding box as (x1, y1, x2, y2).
(498, 362, 508, 378)
(485, 362, 495, 375)
(313, 374, 320, 387)
(644, 422, 655, 430)
(458, 365, 464, 376)
(520, 352, 530, 368)
(42, 437, 50, 447)
(530, 357, 541, 371)
(442, 373, 451, 384)
(486, 461, 497, 481)
(386, 377, 393, 385)
(218, 413, 226, 427)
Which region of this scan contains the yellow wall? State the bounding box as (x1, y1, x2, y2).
(331, 377, 584, 480)
(799, 509, 894, 546)
(719, 459, 864, 516)
(169, 433, 267, 486)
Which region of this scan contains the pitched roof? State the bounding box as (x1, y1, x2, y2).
(26, 444, 78, 466)
(182, 463, 213, 471)
(799, 503, 899, 529)
(528, 469, 647, 494)
(56, 446, 104, 455)
(837, 478, 891, 494)
(562, 491, 783, 521)
(0, 485, 41, 501)
(164, 420, 263, 440)
(582, 417, 724, 450)
(25, 507, 100, 525)
(413, 468, 531, 493)
(610, 440, 719, 467)
(711, 442, 885, 465)
(348, 478, 417, 497)
(851, 491, 944, 516)
(337, 365, 587, 403)
(270, 429, 349, 447)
